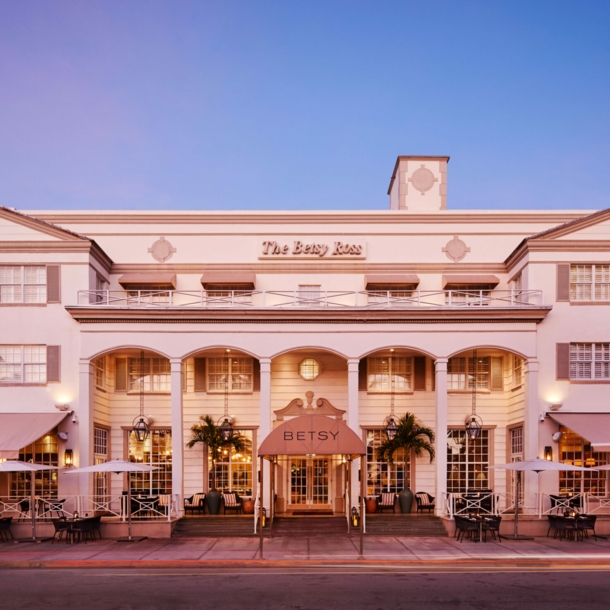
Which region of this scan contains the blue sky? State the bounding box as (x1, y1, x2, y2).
(1, 0, 609, 211)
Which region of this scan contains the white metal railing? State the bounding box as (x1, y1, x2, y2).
(74, 289, 545, 310)
(536, 492, 588, 517)
(0, 494, 179, 522)
(442, 491, 538, 519)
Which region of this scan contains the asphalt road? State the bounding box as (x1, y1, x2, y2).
(1, 567, 609, 609)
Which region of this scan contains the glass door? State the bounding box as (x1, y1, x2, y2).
(289, 457, 329, 507)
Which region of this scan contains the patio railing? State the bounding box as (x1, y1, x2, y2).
(74, 289, 545, 310)
(0, 494, 179, 522)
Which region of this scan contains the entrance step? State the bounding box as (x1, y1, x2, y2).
(365, 515, 449, 537)
(172, 516, 256, 538)
(271, 516, 348, 537)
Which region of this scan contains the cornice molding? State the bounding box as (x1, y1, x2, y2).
(0, 206, 87, 241)
(505, 239, 610, 271)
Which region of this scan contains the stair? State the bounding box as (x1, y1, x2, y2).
(271, 516, 348, 537)
(172, 516, 256, 538)
(364, 515, 448, 537)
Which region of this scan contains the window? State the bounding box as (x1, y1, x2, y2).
(205, 285, 253, 305)
(0, 265, 46, 303)
(445, 284, 493, 306)
(513, 355, 524, 387)
(297, 285, 321, 306)
(94, 427, 109, 500)
(559, 427, 607, 495)
(126, 285, 170, 304)
(128, 357, 171, 392)
(367, 284, 414, 305)
(509, 427, 524, 500)
(447, 429, 490, 493)
(447, 356, 489, 391)
(570, 265, 610, 301)
(569, 343, 610, 380)
(128, 429, 172, 495)
(367, 356, 412, 392)
(209, 430, 253, 494)
(366, 430, 410, 495)
(0, 345, 46, 383)
(95, 357, 105, 390)
(12, 433, 59, 498)
(207, 357, 253, 392)
(299, 358, 320, 380)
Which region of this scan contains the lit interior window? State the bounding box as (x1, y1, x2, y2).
(299, 358, 321, 381)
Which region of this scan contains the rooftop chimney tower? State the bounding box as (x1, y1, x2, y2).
(388, 156, 449, 211)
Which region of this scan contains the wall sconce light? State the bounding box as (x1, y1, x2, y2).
(64, 449, 74, 467)
(548, 403, 563, 411)
(544, 446, 553, 461)
(55, 404, 70, 411)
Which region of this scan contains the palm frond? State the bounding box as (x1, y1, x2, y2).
(377, 412, 435, 464)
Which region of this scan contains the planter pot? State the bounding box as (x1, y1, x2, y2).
(398, 488, 414, 514)
(365, 498, 378, 514)
(206, 490, 222, 515)
(242, 499, 255, 515)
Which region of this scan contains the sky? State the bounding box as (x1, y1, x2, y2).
(0, 0, 609, 212)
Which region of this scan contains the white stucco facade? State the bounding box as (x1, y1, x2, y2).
(2, 155, 610, 522)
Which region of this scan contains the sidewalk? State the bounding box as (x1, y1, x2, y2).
(3, 535, 610, 569)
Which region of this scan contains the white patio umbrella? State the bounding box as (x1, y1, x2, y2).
(489, 458, 594, 540)
(65, 459, 158, 542)
(0, 460, 58, 543)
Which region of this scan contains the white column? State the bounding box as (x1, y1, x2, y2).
(435, 358, 448, 517)
(77, 359, 94, 496)
(170, 358, 184, 516)
(524, 359, 540, 503)
(259, 358, 272, 510)
(347, 358, 361, 508)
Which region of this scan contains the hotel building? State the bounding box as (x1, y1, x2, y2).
(1, 155, 610, 532)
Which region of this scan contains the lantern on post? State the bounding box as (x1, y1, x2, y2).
(464, 350, 483, 441)
(132, 350, 150, 443)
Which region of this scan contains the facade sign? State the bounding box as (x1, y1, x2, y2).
(260, 240, 366, 259)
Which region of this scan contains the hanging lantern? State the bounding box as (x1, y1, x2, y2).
(465, 415, 482, 441)
(385, 416, 398, 441)
(351, 506, 360, 527)
(132, 416, 150, 443)
(220, 417, 233, 442)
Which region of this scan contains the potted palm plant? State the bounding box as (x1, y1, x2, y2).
(377, 413, 435, 514)
(187, 415, 244, 515)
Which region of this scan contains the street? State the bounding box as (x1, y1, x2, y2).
(1, 567, 609, 609)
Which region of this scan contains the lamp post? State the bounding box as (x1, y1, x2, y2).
(132, 350, 150, 443)
(384, 352, 398, 440)
(465, 350, 483, 441)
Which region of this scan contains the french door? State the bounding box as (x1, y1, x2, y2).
(289, 457, 329, 507)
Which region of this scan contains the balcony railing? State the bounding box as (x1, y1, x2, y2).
(74, 289, 545, 309)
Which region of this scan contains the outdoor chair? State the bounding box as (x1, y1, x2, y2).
(51, 519, 71, 544)
(415, 492, 435, 514)
(89, 515, 103, 540)
(70, 518, 97, 544)
(222, 492, 242, 515)
(0, 517, 13, 542)
(548, 516, 577, 541)
(482, 515, 502, 542)
(377, 492, 396, 513)
(576, 515, 603, 541)
(455, 516, 479, 542)
(184, 493, 206, 515)
(18, 499, 31, 521)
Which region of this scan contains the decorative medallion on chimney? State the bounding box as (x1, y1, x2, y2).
(409, 164, 438, 195)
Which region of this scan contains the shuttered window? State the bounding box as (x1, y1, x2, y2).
(367, 356, 412, 392)
(46, 265, 61, 303)
(568, 265, 610, 301)
(556, 264, 570, 302)
(46, 346, 60, 382)
(447, 356, 502, 391)
(0, 345, 48, 383)
(115, 358, 128, 392)
(569, 343, 610, 380)
(194, 358, 206, 392)
(0, 266, 47, 303)
(207, 357, 253, 392)
(413, 357, 426, 391)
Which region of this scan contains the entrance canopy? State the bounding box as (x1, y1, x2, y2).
(259, 415, 366, 459)
(549, 413, 610, 451)
(0, 412, 68, 459)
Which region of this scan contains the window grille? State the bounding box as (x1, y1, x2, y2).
(559, 427, 607, 494)
(447, 356, 490, 390)
(297, 285, 321, 306)
(445, 284, 492, 306)
(0, 345, 46, 383)
(209, 430, 253, 495)
(569, 343, 610, 380)
(446, 429, 490, 493)
(128, 429, 172, 495)
(570, 265, 610, 301)
(128, 357, 171, 392)
(95, 357, 105, 390)
(207, 357, 253, 392)
(0, 266, 46, 303)
(366, 429, 410, 495)
(367, 356, 412, 392)
(12, 433, 59, 498)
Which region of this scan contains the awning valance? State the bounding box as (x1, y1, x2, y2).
(200, 274, 256, 289)
(258, 415, 366, 459)
(118, 274, 176, 289)
(549, 413, 610, 451)
(442, 275, 500, 288)
(0, 412, 69, 459)
(365, 274, 420, 288)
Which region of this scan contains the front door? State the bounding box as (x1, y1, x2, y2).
(289, 457, 329, 507)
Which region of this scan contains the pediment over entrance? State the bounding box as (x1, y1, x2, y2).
(273, 391, 345, 422)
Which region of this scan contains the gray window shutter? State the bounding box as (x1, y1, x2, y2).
(413, 357, 426, 391)
(358, 358, 367, 391)
(194, 358, 206, 392)
(557, 264, 570, 302)
(46, 346, 61, 382)
(115, 358, 127, 391)
(431, 362, 436, 391)
(252, 359, 260, 392)
(491, 356, 503, 390)
(556, 343, 570, 380)
(46, 265, 61, 303)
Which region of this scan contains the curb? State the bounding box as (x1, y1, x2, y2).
(2, 558, 610, 570)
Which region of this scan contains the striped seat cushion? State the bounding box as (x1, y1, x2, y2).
(380, 492, 395, 506)
(223, 492, 240, 507)
(188, 493, 205, 506)
(416, 492, 433, 505)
